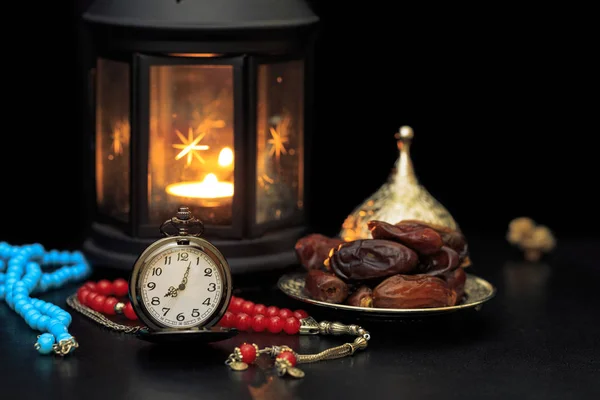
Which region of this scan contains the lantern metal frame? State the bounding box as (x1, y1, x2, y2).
(80, 1, 319, 273)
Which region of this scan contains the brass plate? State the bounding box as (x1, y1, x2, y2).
(277, 272, 496, 318)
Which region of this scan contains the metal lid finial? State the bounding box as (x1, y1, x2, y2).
(395, 125, 414, 141)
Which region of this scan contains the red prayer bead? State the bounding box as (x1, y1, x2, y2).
(266, 306, 280, 317)
(123, 302, 138, 320)
(253, 304, 267, 316)
(220, 311, 236, 327)
(241, 301, 255, 315)
(83, 281, 96, 291)
(293, 309, 309, 319)
(236, 313, 252, 331)
(283, 317, 301, 334)
(267, 316, 283, 333)
(279, 308, 293, 319)
(239, 343, 257, 364)
(77, 288, 90, 304)
(230, 297, 245, 313)
(83, 291, 98, 306)
(276, 350, 297, 367)
(251, 315, 267, 332)
(112, 278, 129, 297)
(90, 294, 107, 312)
(96, 279, 113, 296)
(103, 297, 119, 315)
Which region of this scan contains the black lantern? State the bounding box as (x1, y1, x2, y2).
(80, 0, 319, 273)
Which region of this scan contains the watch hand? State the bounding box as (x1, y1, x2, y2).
(178, 262, 191, 291)
(164, 261, 191, 297)
(164, 286, 178, 297)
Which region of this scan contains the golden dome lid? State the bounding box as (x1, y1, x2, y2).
(339, 126, 459, 241)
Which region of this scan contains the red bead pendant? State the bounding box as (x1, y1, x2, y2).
(238, 343, 258, 364)
(276, 350, 297, 367)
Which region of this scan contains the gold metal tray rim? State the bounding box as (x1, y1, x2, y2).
(277, 272, 497, 315)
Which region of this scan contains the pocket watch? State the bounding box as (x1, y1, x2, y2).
(129, 206, 235, 342)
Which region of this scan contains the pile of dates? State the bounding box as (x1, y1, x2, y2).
(294, 220, 471, 309)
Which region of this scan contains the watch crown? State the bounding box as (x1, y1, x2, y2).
(160, 206, 204, 237)
(176, 207, 192, 220)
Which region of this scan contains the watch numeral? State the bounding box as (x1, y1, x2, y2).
(191, 309, 200, 317)
(196, 257, 200, 265)
(204, 268, 212, 277)
(207, 283, 216, 292)
(202, 298, 211, 306)
(177, 252, 189, 261)
(162, 307, 170, 316)
(147, 282, 156, 290)
(152, 267, 163, 276)
(151, 297, 160, 305)
(176, 313, 185, 321)
(164, 256, 171, 265)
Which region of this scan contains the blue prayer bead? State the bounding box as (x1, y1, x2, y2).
(36, 333, 55, 354)
(36, 315, 51, 331)
(47, 305, 60, 315)
(14, 299, 27, 312)
(1, 242, 87, 355)
(21, 303, 34, 314)
(29, 313, 41, 328)
(56, 313, 72, 326)
(40, 302, 53, 313)
(50, 323, 68, 337)
(59, 252, 69, 264)
(24, 309, 38, 321)
(38, 280, 49, 292)
(12, 294, 26, 303)
(14, 286, 27, 295)
(51, 274, 62, 286)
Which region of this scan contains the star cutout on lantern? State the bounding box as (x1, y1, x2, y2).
(268, 126, 289, 162)
(111, 120, 130, 156)
(172, 127, 210, 166)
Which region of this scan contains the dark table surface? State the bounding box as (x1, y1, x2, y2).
(2, 236, 599, 400)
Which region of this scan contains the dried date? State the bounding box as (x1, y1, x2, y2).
(304, 269, 349, 304)
(443, 267, 467, 304)
(395, 220, 469, 266)
(368, 220, 443, 255)
(346, 286, 373, 307)
(325, 239, 419, 281)
(372, 274, 457, 308)
(295, 234, 344, 271)
(417, 246, 460, 276)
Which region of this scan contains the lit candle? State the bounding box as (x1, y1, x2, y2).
(218, 147, 234, 167)
(165, 173, 234, 207)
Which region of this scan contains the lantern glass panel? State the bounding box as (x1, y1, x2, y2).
(148, 64, 235, 226)
(95, 58, 131, 222)
(256, 60, 304, 224)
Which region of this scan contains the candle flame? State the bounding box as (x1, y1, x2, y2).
(165, 173, 234, 200)
(218, 147, 234, 167)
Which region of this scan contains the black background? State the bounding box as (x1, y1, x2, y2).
(0, 1, 597, 249)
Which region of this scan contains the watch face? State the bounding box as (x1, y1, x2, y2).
(139, 246, 223, 328)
